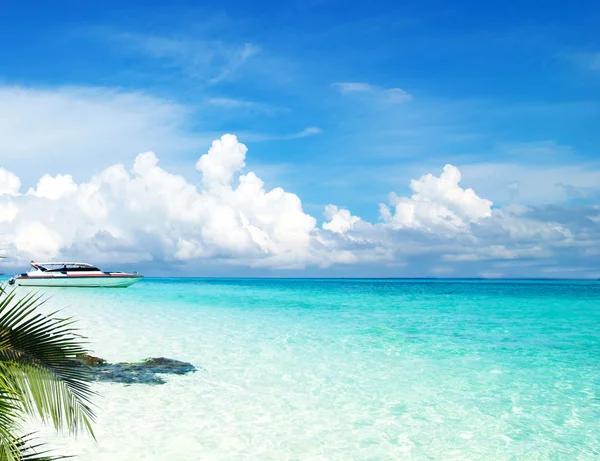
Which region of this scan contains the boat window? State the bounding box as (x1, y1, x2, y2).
(68, 266, 100, 272)
(45, 266, 100, 272)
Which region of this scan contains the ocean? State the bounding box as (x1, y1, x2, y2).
(15, 278, 600, 460)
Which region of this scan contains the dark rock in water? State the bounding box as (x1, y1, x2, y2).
(73, 355, 196, 385)
(75, 354, 107, 367)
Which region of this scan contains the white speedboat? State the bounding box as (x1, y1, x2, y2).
(8, 262, 143, 288)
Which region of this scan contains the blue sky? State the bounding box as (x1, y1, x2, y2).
(0, 0, 599, 277)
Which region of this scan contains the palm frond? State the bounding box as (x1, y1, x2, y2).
(0, 387, 23, 461)
(0, 286, 96, 437)
(0, 379, 76, 461)
(0, 362, 95, 438)
(14, 432, 73, 461)
(0, 430, 72, 461)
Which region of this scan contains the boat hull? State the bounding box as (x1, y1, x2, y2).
(12, 275, 142, 288)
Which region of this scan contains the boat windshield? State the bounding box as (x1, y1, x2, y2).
(34, 263, 100, 272)
(46, 266, 100, 272)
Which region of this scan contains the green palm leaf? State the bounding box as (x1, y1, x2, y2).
(0, 284, 96, 460)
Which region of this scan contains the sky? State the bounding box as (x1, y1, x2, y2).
(0, 0, 599, 277)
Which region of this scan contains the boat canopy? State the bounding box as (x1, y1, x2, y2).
(31, 262, 100, 271)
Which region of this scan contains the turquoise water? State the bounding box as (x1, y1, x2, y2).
(19, 278, 600, 459)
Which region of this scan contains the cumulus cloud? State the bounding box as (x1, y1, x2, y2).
(28, 174, 78, 200)
(0, 168, 21, 196)
(323, 205, 361, 234)
(380, 164, 493, 234)
(196, 135, 247, 189)
(0, 136, 596, 276)
(0, 135, 336, 268)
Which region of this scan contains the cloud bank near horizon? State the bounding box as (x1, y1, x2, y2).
(1, 134, 598, 277)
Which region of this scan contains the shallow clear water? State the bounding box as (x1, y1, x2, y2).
(16, 278, 600, 460)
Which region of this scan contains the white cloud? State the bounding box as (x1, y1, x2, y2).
(0, 202, 18, 223)
(97, 30, 259, 84)
(380, 164, 493, 234)
(291, 127, 322, 138)
(333, 82, 412, 103)
(466, 162, 600, 205)
(196, 135, 247, 189)
(0, 138, 592, 275)
(206, 97, 257, 108)
(0, 168, 21, 196)
(241, 127, 323, 142)
(442, 245, 551, 262)
(0, 135, 336, 269)
(322, 205, 361, 234)
(205, 97, 283, 115)
(13, 222, 63, 260)
(484, 207, 571, 241)
(455, 142, 600, 205)
(28, 174, 78, 200)
(384, 88, 413, 103)
(209, 43, 260, 83)
(0, 85, 207, 184)
(333, 82, 375, 93)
